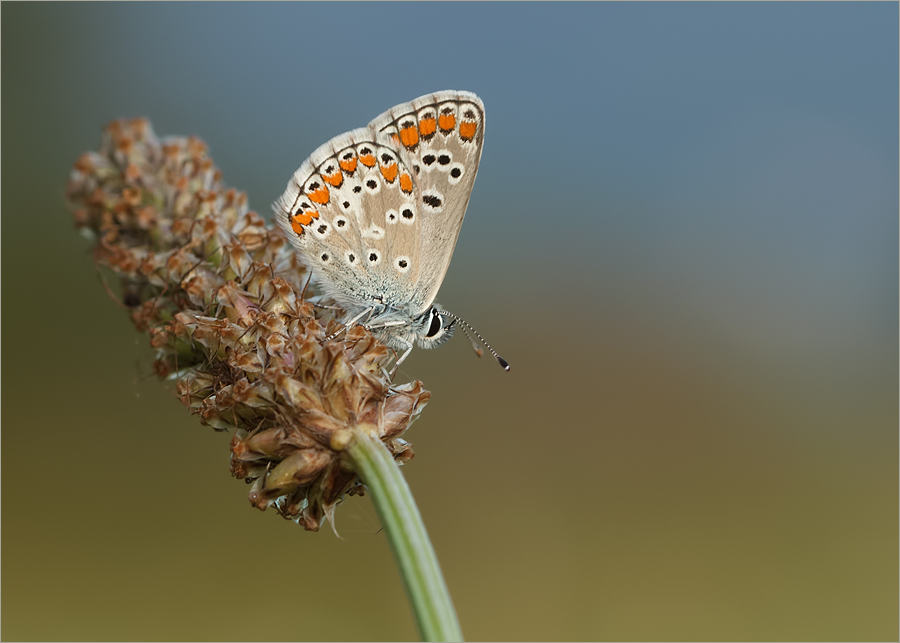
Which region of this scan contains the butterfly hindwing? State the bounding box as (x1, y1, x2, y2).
(274, 128, 423, 312)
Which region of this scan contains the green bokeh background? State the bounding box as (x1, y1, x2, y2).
(2, 3, 897, 641)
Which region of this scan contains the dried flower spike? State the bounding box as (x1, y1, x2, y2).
(67, 118, 430, 532)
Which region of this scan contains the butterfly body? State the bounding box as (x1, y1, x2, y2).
(274, 91, 485, 363)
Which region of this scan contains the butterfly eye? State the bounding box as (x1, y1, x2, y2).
(426, 310, 443, 338)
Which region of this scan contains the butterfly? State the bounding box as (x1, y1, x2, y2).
(274, 90, 507, 372)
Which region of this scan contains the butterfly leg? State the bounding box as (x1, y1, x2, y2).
(361, 319, 412, 379)
(386, 337, 414, 380)
(325, 306, 374, 342)
(309, 300, 343, 311)
(394, 340, 414, 368)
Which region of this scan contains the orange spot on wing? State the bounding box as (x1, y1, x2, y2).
(399, 173, 413, 194)
(291, 204, 319, 231)
(438, 113, 456, 132)
(339, 156, 358, 173)
(359, 152, 376, 167)
(399, 126, 419, 148)
(380, 162, 399, 183)
(291, 212, 313, 234)
(459, 121, 477, 140)
(419, 116, 436, 137)
(308, 185, 330, 204)
(322, 171, 343, 187)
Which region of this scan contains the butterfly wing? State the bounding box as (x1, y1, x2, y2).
(274, 91, 485, 322)
(273, 127, 424, 315)
(368, 90, 485, 315)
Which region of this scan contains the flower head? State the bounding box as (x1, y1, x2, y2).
(67, 118, 430, 531)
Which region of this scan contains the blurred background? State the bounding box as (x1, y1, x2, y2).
(2, 3, 896, 641)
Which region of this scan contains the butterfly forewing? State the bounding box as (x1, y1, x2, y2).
(368, 90, 485, 315)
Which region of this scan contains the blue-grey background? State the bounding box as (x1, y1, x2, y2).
(3, 3, 896, 641)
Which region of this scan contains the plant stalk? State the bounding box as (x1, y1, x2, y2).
(346, 430, 463, 642)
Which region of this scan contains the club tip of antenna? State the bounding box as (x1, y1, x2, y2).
(441, 309, 509, 371)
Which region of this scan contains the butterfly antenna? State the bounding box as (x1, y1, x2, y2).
(455, 322, 484, 358)
(438, 310, 510, 371)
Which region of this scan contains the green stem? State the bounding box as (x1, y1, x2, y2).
(346, 430, 463, 642)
